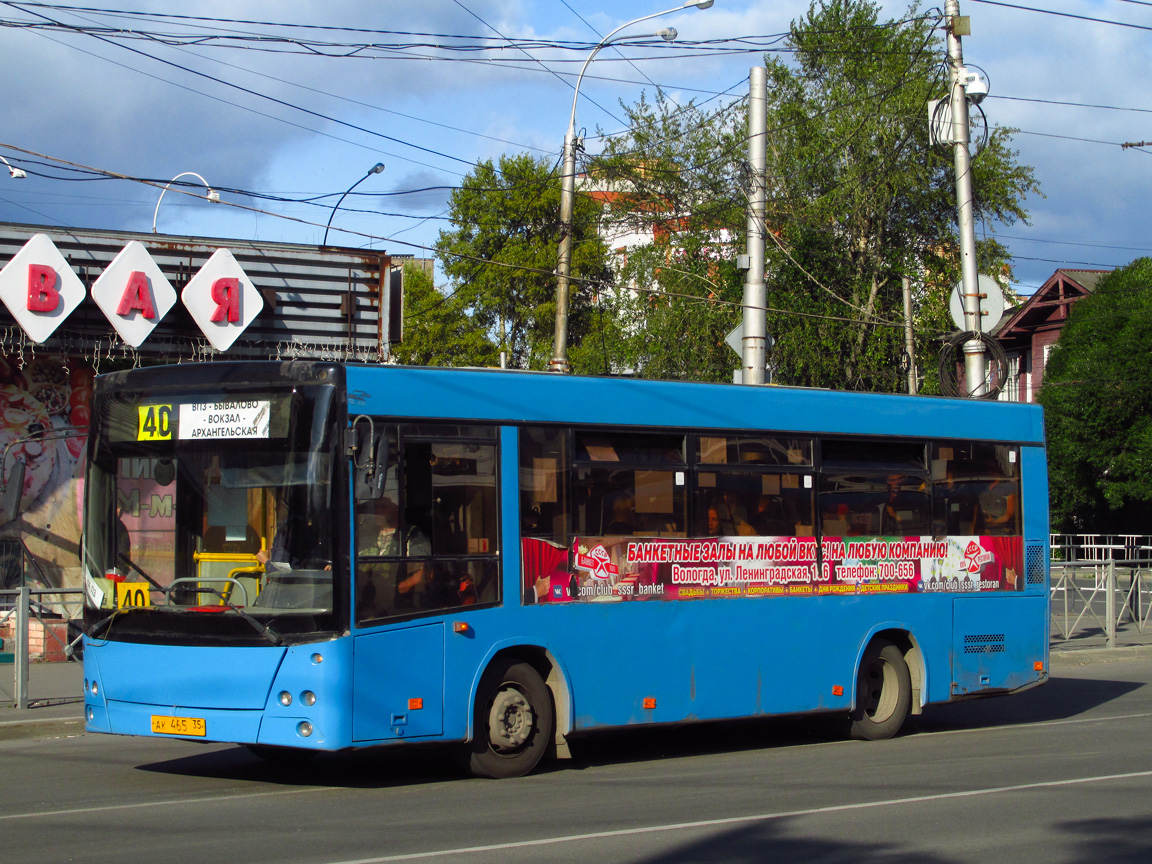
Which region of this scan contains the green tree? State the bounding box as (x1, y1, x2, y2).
(390, 262, 497, 367)
(596, 0, 1039, 388)
(593, 90, 747, 378)
(435, 153, 613, 370)
(1038, 259, 1152, 533)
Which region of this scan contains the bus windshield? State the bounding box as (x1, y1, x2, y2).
(82, 363, 346, 645)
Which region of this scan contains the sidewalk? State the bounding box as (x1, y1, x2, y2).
(4, 625, 1152, 742)
(0, 657, 86, 740)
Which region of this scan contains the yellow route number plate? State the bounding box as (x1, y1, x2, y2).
(151, 715, 206, 737)
(138, 404, 174, 441)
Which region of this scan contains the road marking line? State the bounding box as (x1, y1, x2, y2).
(0, 787, 330, 821)
(321, 769, 1152, 864)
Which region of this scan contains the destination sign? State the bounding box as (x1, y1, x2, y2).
(178, 400, 270, 440)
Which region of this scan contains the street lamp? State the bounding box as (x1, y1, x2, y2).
(322, 162, 385, 247)
(1, 156, 26, 179)
(152, 172, 220, 233)
(550, 1, 714, 373)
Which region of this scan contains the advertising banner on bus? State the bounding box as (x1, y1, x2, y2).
(523, 534, 1023, 604)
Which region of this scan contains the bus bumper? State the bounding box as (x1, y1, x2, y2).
(83, 637, 352, 750)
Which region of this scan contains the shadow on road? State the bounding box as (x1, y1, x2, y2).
(132, 673, 1144, 789)
(1057, 816, 1152, 864)
(627, 821, 959, 864)
(910, 673, 1142, 733)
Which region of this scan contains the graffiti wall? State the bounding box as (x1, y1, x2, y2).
(0, 353, 93, 591)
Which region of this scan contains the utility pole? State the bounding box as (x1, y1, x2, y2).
(945, 0, 986, 396)
(902, 276, 918, 394)
(551, 126, 577, 374)
(742, 66, 768, 385)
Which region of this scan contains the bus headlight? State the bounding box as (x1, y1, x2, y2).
(301, 690, 316, 706)
(296, 721, 313, 738)
(278, 690, 292, 706)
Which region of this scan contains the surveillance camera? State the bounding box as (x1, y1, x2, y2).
(960, 67, 988, 104)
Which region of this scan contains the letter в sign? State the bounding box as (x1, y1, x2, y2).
(0, 233, 87, 343)
(26, 263, 59, 312)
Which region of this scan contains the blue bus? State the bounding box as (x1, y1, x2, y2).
(82, 362, 1049, 777)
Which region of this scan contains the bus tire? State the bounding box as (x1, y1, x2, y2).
(467, 658, 553, 779)
(849, 639, 911, 741)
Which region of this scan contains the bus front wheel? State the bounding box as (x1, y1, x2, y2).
(467, 658, 554, 779)
(849, 639, 911, 741)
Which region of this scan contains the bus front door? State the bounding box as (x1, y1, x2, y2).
(351, 623, 445, 741)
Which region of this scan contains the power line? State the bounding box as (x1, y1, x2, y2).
(969, 0, 1152, 32)
(7, 2, 482, 169)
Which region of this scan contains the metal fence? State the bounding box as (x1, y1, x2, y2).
(1051, 534, 1152, 564)
(1050, 558, 1152, 648)
(1, 587, 83, 709)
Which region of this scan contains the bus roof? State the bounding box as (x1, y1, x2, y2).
(345, 364, 1045, 445)
(94, 361, 1044, 445)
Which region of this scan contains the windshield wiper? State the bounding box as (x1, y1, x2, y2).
(177, 584, 283, 646)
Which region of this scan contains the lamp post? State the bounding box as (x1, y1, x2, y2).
(152, 172, 220, 233)
(323, 162, 385, 247)
(1, 156, 26, 179)
(550, 1, 715, 373)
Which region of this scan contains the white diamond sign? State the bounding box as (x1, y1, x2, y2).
(91, 240, 177, 348)
(181, 248, 264, 352)
(0, 233, 87, 343)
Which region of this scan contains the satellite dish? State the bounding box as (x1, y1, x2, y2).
(950, 274, 1006, 333)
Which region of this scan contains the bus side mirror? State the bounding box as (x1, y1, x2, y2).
(350, 417, 389, 500)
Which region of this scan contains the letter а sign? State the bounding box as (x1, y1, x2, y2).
(91, 240, 178, 348)
(0, 234, 87, 343)
(181, 248, 263, 351)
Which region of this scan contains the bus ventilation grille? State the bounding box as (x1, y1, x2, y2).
(1025, 545, 1045, 586)
(964, 634, 1005, 654)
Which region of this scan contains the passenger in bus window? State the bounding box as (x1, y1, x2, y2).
(256, 505, 327, 571)
(978, 477, 1019, 535)
(881, 475, 928, 536)
(360, 495, 430, 558)
(606, 495, 636, 535)
(753, 494, 790, 536)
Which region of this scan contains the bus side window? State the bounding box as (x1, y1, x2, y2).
(519, 426, 570, 546)
(356, 425, 500, 624)
(694, 470, 813, 538)
(933, 443, 1020, 536)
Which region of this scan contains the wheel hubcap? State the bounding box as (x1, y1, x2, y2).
(488, 685, 534, 753)
(862, 658, 898, 722)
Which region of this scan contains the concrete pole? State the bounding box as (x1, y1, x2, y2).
(902, 276, 918, 394)
(742, 67, 767, 386)
(550, 4, 712, 374)
(944, 0, 986, 396)
(550, 130, 577, 374)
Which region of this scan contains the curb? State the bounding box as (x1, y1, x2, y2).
(0, 714, 86, 741)
(1050, 643, 1152, 668)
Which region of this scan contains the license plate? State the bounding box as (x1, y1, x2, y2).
(151, 715, 206, 737)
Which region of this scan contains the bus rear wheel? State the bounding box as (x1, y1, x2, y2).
(467, 658, 553, 779)
(849, 639, 911, 741)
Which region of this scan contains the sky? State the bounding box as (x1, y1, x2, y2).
(0, 0, 1149, 297)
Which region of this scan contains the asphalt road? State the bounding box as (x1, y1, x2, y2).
(3, 659, 1152, 864)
